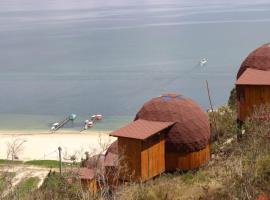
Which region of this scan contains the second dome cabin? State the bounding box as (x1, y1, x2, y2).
(110, 93, 211, 182)
(236, 43, 270, 122)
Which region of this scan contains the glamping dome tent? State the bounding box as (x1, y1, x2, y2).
(236, 43, 270, 121)
(237, 43, 270, 79)
(110, 93, 211, 182)
(135, 93, 211, 171)
(74, 94, 211, 190)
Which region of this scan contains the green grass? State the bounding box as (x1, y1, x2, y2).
(11, 177, 40, 198)
(24, 160, 79, 168)
(0, 159, 23, 165)
(0, 172, 16, 192)
(24, 160, 62, 168)
(0, 159, 79, 169)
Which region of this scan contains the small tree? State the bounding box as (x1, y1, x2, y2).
(6, 138, 26, 160)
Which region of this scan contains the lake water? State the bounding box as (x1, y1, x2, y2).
(0, 0, 270, 131)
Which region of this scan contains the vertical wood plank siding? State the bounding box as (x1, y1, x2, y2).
(118, 137, 142, 180)
(165, 144, 211, 171)
(118, 133, 210, 181)
(118, 132, 165, 181)
(81, 179, 98, 195)
(141, 133, 165, 181)
(237, 85, 270, 121)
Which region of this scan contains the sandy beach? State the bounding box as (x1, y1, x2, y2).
(0, 130, 115, 161)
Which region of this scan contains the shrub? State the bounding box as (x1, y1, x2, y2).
(211, 106, 270, 199)
(208, 105, 238, 152)
(228, 87, 237, 111)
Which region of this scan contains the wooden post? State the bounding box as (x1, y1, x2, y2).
(206, 80, 219, 141)
(206, 80, 214, 112)
(58, 146, 62, 175)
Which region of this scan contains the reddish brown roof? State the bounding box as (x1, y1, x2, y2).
(106, 140, 118, 154)
(104, 152, 118, 167)
(72, 168, 95, 180)
(236, 68, 270, 85)
(237, 43, 270, 79)
(82, 154, 105, 169)
(104, 140, 118, 167)
(110, 119, 174, 140)
(135, 93, 211, 153)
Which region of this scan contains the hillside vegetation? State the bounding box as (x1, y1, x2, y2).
(0, 105, 269, 200)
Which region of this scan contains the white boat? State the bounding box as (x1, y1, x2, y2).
(83, 119, 94, 130)
(91, 114, 103, 120)
(199, 58, 207, 66)
(51, 122, 59, 130)
(87, 121, 94, 127)
(95, 114, 103, 120)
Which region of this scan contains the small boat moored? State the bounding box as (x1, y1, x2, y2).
(87, 121, 94, 128)
(91, 114, 103, 121)
(199, 58, 208, 66)
(51, 122, 59, 131)
(84, 120, 94, 130)
(81, 113, 103, 132)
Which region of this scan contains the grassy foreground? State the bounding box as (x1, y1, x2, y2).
(4, 177, 40, 199)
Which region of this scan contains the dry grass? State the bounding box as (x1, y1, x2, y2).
(208, 105, 238, 146)
(0, 105, 269, 200)
(205, 105, 270, 200)
(115, 105, 269, 200)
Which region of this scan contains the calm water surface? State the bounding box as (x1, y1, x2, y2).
(0, 0, 270, 130)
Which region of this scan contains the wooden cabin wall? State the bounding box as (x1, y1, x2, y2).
(141, 133, 165, 181)
(81, 179, 98, 195)
(237, 85, 270, 121)
(165, 144, 210, 171)
(118, 137, 142, 181)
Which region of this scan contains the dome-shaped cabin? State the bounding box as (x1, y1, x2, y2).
(135, 93, 211, 171)
(237, 43, 270, 79)
(110, 93, 211, 181)
(236, 43, 270, 121)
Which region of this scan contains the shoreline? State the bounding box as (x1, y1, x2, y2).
(0, 130, 115, 162)
(0, 129, 111, 136)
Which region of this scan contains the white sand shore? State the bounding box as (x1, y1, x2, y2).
(0, 130, 115, 161)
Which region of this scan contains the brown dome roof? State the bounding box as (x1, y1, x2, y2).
(104, 140, 118, 167)
(134, 93, 210, 153)
(82, 154, 105, 169)
(237, 43, 270, 79)
(106, 140, 118, 155)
